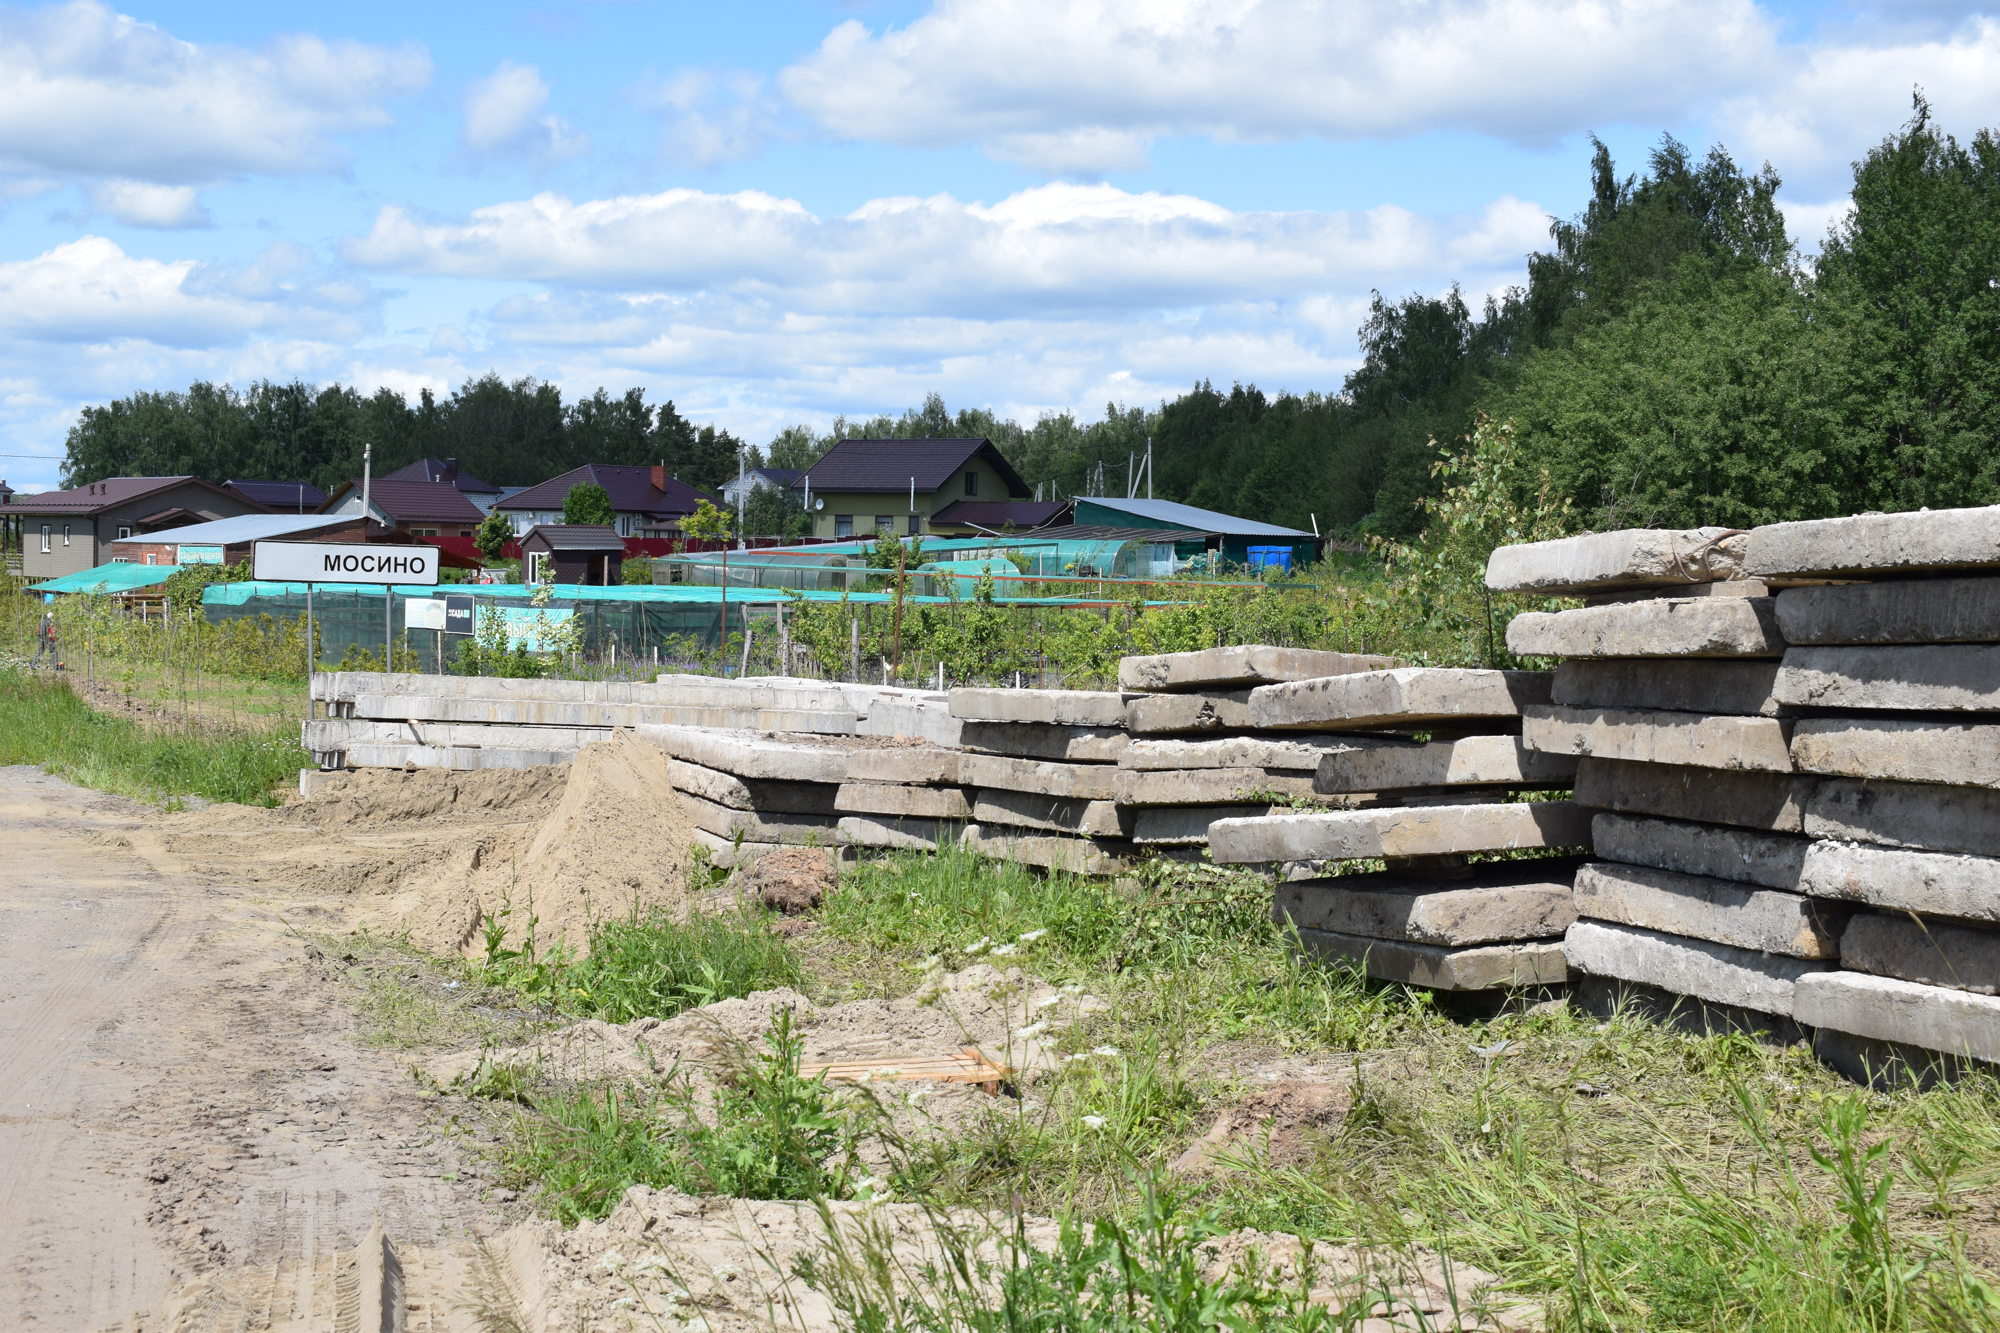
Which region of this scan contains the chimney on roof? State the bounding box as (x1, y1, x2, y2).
(651, 463, 666, 493)
(444, 457, 458, 481)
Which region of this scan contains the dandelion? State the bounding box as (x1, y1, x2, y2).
(1081, 1114, 1107, 1130)
(1091, 1045, 1120, 1057)
(1019, 928, 1048, 942)
(990, 943, 1018, 957)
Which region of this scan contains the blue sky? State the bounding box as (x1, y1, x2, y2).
(2, 0, 1996, 490)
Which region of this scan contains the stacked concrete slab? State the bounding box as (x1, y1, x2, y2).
(1498, 511, 2000, 1080)
(1196, 658, 1587, 994)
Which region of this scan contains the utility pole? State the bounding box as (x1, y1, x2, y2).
(1147, 437, 1154, 499)
(361, 442, 372, 526)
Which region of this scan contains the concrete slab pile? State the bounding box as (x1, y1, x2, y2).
(1173, 660, 1589, 992)
(1495, 509, 2000, 1078)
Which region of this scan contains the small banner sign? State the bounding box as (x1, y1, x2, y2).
(253, 541, 440, 585)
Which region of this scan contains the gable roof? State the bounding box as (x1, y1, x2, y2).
(799, 438, 1029, 497)
(2, 475, 246, 515)
(520, 523, 625, 552)
(379, 457, 500, 495)
(497, 464, 712, 517)
(225, 479, 328, 510)
(1075, 496, 1312, 538)
(324, 478, 486, 525)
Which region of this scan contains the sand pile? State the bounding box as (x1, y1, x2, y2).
(282, 764, 569, 826)
(489, 1186, 1533, 1333)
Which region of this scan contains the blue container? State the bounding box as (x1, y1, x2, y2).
(1245, 545, 1292, 572)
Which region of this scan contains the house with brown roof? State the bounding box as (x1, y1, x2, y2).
(321, 478, 487, 538)
(495, 465, 714, 539)
(224, 478, 329, 513)
(377, 457, 503, 512)
(794, 438, 1030, 541)
(1, 476, 268, 579)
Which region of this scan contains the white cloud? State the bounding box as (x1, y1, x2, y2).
(1719, 17, 2000, 194)
(777, 0, 1777, 172)
(85, 180, 209, 229)
(0, 235, 378, 346)
(0, 0, 428, 188)
(342, 182, 1548, 317)
(648, 68, 779, 168)
(463, 61, 590, 164)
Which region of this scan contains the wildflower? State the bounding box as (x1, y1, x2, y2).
(964, 937, 990, 954)
(710, 1263, 741, 1281)
(1018, 928, 1048, 942)
(1033, 994, 1063, 1010)
(1060, 983, 1085, 995)
(990, 943, 1018, 957)
(1063, 1052, 1091, 1063)
(596, 1251, 626, 1274)
(1017, 1021, 1048, 1040)
(685, 1318, 711, 1333)
(1091, 1045, 1120, 1057)
(1081, 1115, 1107, 1130)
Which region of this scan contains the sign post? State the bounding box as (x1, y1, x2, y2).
(254, 541, 441, 676)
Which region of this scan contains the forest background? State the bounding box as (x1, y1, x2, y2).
(51, 100, 2000, 542)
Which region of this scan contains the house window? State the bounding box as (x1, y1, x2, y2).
(112, 557, 128, 564)
(412, 527, 439, 536)
(62, 524, 71, 546)
(875, 515, 894, 533)
(834, 514, 853, 538)
(526, 552, 545, 582)
(616, 515, 629, 536)
(964, 471, 978, 496)
(117, 526, 131, 540)
(39, 525, 49, 553)
(145, 553, 156, 565)
(908, 515, 921, 536)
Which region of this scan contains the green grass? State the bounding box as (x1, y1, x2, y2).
(0, 665, 305, 805)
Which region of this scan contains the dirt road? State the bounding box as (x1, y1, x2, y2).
(0, 766, 505, 1331)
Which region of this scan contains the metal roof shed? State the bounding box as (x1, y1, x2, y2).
(1071, 497, 1323, 567)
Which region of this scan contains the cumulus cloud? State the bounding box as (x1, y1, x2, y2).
(342, 181, 1549, 317)
(648, 68, 780, 168)
(462, 61, 590, 164)
(777, 0, 1778, 172)
(85, 180, 209, 228)
(0, 235, 378, 347)
(0, 0, 429, 186)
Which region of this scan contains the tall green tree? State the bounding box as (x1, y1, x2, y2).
(562, 483, 616, 526)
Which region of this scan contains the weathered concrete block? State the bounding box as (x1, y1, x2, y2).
(324, 742, 574, 771)
(948, 687, 1133, 726)
(670, 760, 839, 815)
(1791, 718, 2000, 788)
(1275, 860, 1580, 946)
(1572, 758, 1810, 832)
(1777, 646, 2000, 711)
(1125, 690, 1253, 734)
(1506, 597, 1785, 659)
(1745, 504, 2000, 581)
(1553, 659, 1785, 718)
(1573, 862, 1847, 958)
(1209, 800, 1592, 865)
(304, 717, 613, 755)
(836, 814, 956, 851)
(639, 726, 858, 783)
(1523, 705, 1794, 772)
(972, 789, 1133, 837)
(682, 794, 842, 845)
(1485, 527, 1748, 594)
(1805, 778, 2000, 859)
(1583, 580, 1770, 607)
(1841, 914, 2000, 995)
(1118, 645, 1398, 692)
(960, 825, 1134, 875)
(859, 698, 964, 747)
(1120, 735, 1364, 772)
(1115, 767, 1317, 807)
(1798, 840, 2000, 923)
(959, 754, 1120, 801)
(1130, 805, 1277, 844)
(1776, 576, 2000, 645)
(1295, 929, 1567, 990)
(1794, 971, 2000, 1065)
(957, 722, 1130, 763)
(1248, 668, 1552, 731)
(1317, 735, 1577, 794)
(843, 747, 962, 786)
(1591, 812, 1808, 889)
(1563, 920, 1833, 1016)
(836, 782, 972, 820)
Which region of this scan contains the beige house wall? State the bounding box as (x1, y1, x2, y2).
(15, 482, 264, 580)
(808, 457, 1011, 540)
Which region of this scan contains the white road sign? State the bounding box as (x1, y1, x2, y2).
(253, 540, 440, 585)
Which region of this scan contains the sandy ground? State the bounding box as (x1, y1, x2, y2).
(0, 764, 506, 1331)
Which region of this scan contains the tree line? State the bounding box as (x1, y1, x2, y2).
(55, 96, 2000, 538)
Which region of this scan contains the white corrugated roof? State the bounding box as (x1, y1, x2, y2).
(109, 513, 350, 545)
